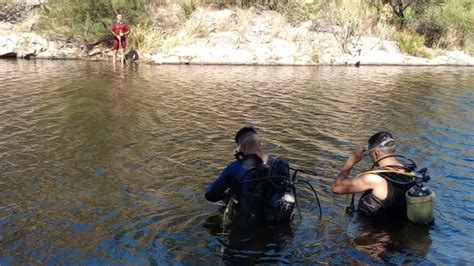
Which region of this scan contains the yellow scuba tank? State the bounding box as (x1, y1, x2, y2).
(406, 185, 434, 224)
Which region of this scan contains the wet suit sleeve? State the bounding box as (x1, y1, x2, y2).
(205, 163, 238, 202)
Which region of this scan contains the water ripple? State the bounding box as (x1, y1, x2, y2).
(0, 60, 473, 264)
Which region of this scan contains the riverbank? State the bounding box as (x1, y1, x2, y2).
(1, 4, 473, 66)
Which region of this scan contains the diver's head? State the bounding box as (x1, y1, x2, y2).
(367, 132, 396, 162)
(235, 126, 262, 155)
(116, 14, 123, 23)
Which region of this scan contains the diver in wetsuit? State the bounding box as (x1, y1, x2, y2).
(332, 132, 418, 218)
(205, 126, 295, 224)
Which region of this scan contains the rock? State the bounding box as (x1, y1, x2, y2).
(297, 54, 313, 65)
(151, 54, 181, 64)
(191, 8, 235, 26)
(346, 37, 378, 54)
(207, 31, 240, 48)
(193, 47, 253, 64)
(430, 55, 450, 65)
(169, 45, 198, 58)
(0, 34, 19, 57)
(270, 39, 297, 59)
(36, 49, 57, 59)
(299, 21, 313, 31)
(88, 48, 102, 57)
(357, 50, 429, 65)
(0, 4, 34, 24)
(319, 52, 336, 64)
(0, 22, 14, 31)
(379, 41, 400, 54)
(247, 43, 272, 63)
(313, 32, 340, 50)
(277, 56, 295, 65)
(244, 33, 272, 44)
(279, 26, 309, 42)
(57, 47, 79, 59)
(445, 51, 474, 65)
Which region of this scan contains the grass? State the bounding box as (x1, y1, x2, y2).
(183, 14, 209, 38)
(29, 0, 474, 57)
(127, 23, 163, 52)
(35, 0, 150, 42)
(394, 31, 432, 58)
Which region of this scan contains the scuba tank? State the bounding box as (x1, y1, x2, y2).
(406, 168, 435, 224)
(349, 155, 434, 224)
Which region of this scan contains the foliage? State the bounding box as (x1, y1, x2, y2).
(31, 0, 473, 56)
(127, 23, 163, 52)
(394, 0, 473, 52)
(303, 0, 379, 51)
(394, 31, 431, 57)
(180, 1, 196, 18)
(36, 0, 150, 42)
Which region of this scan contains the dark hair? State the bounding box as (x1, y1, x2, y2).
(368, 131, 394, 150)
(234, 126, 258, 145)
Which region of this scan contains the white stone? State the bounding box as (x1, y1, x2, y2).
(270, 39, 297, 58)
(88, 48, 102, 57)
(379, 41, 400, 54)
(445, 51, 474, 65)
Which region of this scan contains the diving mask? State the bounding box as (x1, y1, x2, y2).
(365, 135, 396, 156)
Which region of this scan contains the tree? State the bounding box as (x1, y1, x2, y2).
(378, 0, 445, 28)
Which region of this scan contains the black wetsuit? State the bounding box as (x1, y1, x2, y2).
(205, 154, 293, 223)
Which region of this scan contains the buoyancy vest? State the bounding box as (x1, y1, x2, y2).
(227, 154, 295, 224)
(358, 170, 416, 217)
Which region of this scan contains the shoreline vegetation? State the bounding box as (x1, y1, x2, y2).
(0, 0, 473, 66)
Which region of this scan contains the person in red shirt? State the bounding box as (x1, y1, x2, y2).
(110, 14, 131, 63)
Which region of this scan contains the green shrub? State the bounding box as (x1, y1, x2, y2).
(128, 23, 163, 52)
(394, 31, 431, 57)
(428, 0, 473, 50)
(395, 0, 473, 51)
(36, 0, 151, 42)
(180, 1, 196, 18)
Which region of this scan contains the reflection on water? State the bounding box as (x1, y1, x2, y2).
(348, 215, 433, 263)
(0, 60, 473, 264)
(204, 210, 295, 265)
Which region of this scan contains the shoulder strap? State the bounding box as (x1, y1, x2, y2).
(237, 154, 264, 183)
(356, 169, 416, 185)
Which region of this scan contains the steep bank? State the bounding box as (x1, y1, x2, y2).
(1, 4, 473, 66)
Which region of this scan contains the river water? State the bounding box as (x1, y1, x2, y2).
(0, 60, 473, 265)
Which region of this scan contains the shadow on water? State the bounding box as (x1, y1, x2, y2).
(203, 210, 295, 265)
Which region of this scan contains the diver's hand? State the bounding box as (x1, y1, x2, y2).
(348, 146, 366, 165)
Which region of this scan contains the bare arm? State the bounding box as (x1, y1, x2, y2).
(332, 146, 377, 194)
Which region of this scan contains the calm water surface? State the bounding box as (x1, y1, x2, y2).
(0, 60, 473, 265)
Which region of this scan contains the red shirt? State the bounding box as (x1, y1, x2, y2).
(111, 22, 130, 41)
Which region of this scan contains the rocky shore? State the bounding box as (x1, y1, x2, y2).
(1, 5, 473, 66)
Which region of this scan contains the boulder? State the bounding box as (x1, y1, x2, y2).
(207, 31, 240, 48)
(0, 34, 19, 57)
(88, 48, 102, 57)
(445, 51, 474, 65)
(270, 39, 297, 59)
